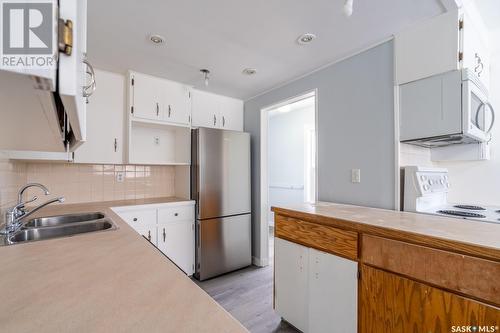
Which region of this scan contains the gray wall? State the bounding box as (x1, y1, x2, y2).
(244, 41, 395, 260)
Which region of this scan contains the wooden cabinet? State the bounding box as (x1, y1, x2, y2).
(129, 71, 191, 126)
(74, 70, 125, 164)
(360, 265, 500, 333)
(191, 89, 244, 131)
(275, 238, 358, 333)
(395, 8, 490, 89)
(113, 202, 195, 276)
(275, 238, 309, 332)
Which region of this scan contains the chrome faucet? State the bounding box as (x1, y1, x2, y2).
(0, 183, 65, 235)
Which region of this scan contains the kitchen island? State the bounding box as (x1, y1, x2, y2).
(272, 202, 500, 333)
(0, 197, 247, 333)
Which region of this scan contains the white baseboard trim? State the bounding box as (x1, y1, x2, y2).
(252, 256, 269, 267)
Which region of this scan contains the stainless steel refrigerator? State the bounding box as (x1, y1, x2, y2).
(191, 128, 252, 280)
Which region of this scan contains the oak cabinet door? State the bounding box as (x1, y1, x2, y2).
(360, 265, 500, 333)
(275, 238, 309, 332)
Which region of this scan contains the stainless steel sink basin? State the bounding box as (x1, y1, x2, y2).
(24, 212, 105, 228)
(9, 220, 116, 244)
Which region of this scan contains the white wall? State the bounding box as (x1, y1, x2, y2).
(268, 106, 315, 225)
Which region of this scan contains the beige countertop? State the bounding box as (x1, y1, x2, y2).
(272, 202, 500, 261)
(0, 197, 247, 332)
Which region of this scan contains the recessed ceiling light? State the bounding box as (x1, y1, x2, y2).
(149, 34, 165, 44)
(242, 68, 257, 76)
(297, 33, 316, 45)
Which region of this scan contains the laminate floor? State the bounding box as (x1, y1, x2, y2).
(195, 233, 300, 333)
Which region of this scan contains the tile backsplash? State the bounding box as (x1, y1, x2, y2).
(0, 160, 175, 213)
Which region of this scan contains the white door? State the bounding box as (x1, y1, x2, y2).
(308, 248, 358, 333)
(219, 96, 243, 131)
(158, 221, 195, 275)
(131, 73, 162, 121)
(191, 90, 220, 128)
(135, 226, 158, 246)
(275, 238, 309, 332)
(161, 80, 190, 125)
(74, 70, 124, 164)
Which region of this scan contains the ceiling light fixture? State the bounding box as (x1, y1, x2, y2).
(343, 0, 354, 17)
(242, 68, 257, 76)
(200, 69, 210, 86)
(297, 33, 316, 45)
(149, 34, 165, 44)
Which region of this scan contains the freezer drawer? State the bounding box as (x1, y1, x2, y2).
(196, 214, 251, 280)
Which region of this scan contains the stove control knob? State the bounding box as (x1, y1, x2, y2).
(440, 179, 444, 185)
(420, 175, 427, 181)
(446, 183, 450, 188)
(428, 180, 433, 185)
(423, 185, 429, 191)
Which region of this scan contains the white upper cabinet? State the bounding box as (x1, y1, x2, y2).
(191, 89, 244, 131)
(74, 70, 125, 164)
(395, 8, 490, 89)
(129, 71, 191, 126)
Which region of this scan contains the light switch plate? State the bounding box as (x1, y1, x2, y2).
(351, 169, 361, 183)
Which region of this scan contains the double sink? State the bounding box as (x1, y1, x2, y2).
(6, 212, 116, 245)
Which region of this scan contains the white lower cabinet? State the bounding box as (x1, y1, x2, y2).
(112, 202, 195, 276)
(157, 220, 195, 275)
(135, 225, 157, 244)
(275, 238, 358, 333)
(275, 238, 309, 332)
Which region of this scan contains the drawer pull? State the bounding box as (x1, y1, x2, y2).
(174, 213, 179, 217)
(148, 230, 151, 241)
(163, 228, 166, 242)
(133, 218, 138, 222)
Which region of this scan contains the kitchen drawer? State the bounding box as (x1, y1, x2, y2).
(116, 208, 157, 227)
(158, 205, 194, 223)
(275, 214, 358, 260)
(362, 235, 500, 306)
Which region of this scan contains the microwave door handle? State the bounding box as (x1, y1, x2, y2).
(475, 102, 496, 135)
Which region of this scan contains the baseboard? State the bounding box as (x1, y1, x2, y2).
(252, 256, 269, 267)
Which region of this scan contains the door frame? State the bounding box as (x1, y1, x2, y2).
(257, 89, 318, 266)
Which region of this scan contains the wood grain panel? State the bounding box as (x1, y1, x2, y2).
(360, 265, 500, 333)
(275, 214, 358, 260)
(362, 235, 500, 307)
(272, 206, 500, 261)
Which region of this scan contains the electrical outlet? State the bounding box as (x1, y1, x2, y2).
(116, 172, 124, 183)
(154, 137, 160, 145)
(351, 169, 361, 183)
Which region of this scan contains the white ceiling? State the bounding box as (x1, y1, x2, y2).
(87, 0, 445, 100)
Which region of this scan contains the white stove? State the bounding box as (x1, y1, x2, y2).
(403, 166, 500, 224)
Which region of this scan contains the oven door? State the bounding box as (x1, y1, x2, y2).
(462, 78, 494, 142)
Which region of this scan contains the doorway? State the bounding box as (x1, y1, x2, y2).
(259, 91, 317, 266)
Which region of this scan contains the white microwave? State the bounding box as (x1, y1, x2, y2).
(399, 69, 495, 147)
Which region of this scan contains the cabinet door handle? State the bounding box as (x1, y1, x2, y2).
(114, 138, 118, 152)
(475, 53, 484, 77)
(213, 114, 217, 126)
(163, 228, 166, 242)
(168, 105, 171, 117)
(133, 218, 138, 222)
(222, 116, 225, 127)
(156, 102, 159, 116)
(148, 230, 151, 241)
(174, 213, 178, 217)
